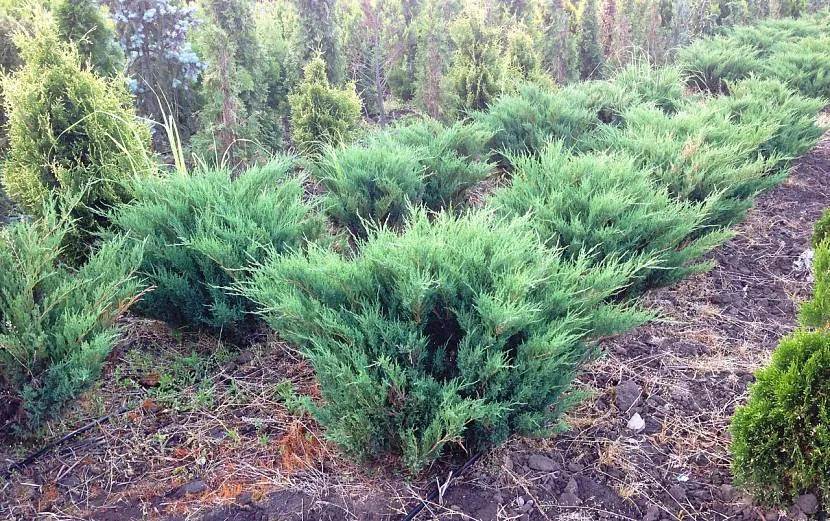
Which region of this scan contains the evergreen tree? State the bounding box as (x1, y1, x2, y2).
(1, 24, 154, 245)
(291, 0, 345, 84)
(413, 0, 451, 119)
(255, 0, 298, 150)
(54, 0, 124, 76)
(192, 0, 271, 168)
(542, 0, 578, 83)
(578, 0, 603, 78)
(447, 4, 506, 115)
(289, 55, 361, 155)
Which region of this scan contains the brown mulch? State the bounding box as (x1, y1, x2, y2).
(1, 126, 829, 520)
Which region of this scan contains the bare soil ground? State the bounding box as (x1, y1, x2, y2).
(1, 125, 829, 521)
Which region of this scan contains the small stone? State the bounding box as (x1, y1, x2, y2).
(565, 477, 579, 495)
(527, 454, 558, 472)
(180, 480, 208, 496)
(627, 413, 646, 432)
(796, 493, 818, 515)
(516, 496, 524, 507)
(718, 484, 736, 501)
(668, 484, 686, 500)
(643, 505, 660, 521)
(559, 492, 582, 506)
(520, 501, 534, 513)
(449, 505, 462, 511)
(615, 380, 642, 411)
(567, 461, 584, 473)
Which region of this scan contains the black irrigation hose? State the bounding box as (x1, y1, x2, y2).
(1, 405, 129, 480)
(400, 450, 485, 521)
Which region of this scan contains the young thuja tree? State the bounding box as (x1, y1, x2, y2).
(730, 329, 830, 512)
(413, 0, 452, 119)
(542, 0, 578, 83)
(110, 156, 324, 337)
(241, 209, 649, 471)
(446, 4, 507, 115)
(254, 0, 297, 147)
(289, 55, 362, 156)
(1, 24, 154, 244)
(801, 233, 830, 329)
(289, 0, 344, 85)
(54, 0, 124, 76)
(191, 0, 271, 168)
(578, 0, 603, 79)
(0, 202, 144, 433)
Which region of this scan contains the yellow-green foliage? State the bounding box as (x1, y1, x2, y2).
(1, 26, 154, 237)
(446, 5, 507, 115)
(289, 55, 362, 155)
(813, 209, 830, 249)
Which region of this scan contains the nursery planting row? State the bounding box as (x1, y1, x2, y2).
(1, 13, 829, 511)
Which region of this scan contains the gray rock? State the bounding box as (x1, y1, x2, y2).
(527, 454, 558, 472)
(565, 477, 579, 495)
(668, 484, 686, 500)
(559, 492, 582, 506)
(567, 461, 584, 473)
(796, 493, 819, 515)
(616, 380, 642, 411)
(643, 505, 661, 521)
(178, 479, 208, 497)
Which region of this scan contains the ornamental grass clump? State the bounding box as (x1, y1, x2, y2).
(0, 203, 144, 433)
(492, 142, 730, 293)
(110, 156, 323, 337)
(241, 209, 649, 471)
(730, 329, 830, 511)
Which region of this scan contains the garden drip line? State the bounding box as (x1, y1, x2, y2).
(400, 450, 485, 521)
(1, 405, 128, 480)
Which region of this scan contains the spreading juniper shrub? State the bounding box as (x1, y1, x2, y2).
(491, 141, 730, 294)
(240, 209, 649, 471)
(111, 156, 323, 338)
(0, 203, 143, 433)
